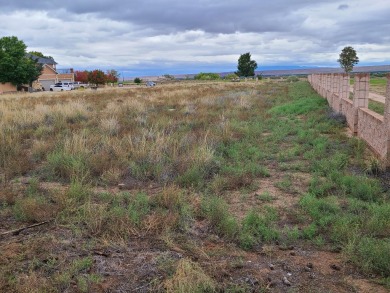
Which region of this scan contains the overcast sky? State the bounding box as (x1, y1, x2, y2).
(1, 0, 390, 77)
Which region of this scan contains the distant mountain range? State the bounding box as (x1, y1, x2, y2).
(136, 65, 390, 81)
(254, 65, 390, 77)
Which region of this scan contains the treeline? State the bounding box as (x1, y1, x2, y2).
(75, 69, 120, 85)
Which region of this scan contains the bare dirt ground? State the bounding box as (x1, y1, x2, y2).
(1, 168, 387, 293)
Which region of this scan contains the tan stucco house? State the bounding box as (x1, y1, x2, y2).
(28, 54, 75, 91)
(1, 55, 75, 93)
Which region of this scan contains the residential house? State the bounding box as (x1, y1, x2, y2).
(1, 55, 74, 93)
(28, 54, 75, 91)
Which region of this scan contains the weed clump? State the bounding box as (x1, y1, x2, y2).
(164, 258, 216, 293)
(201, 196, 239, 240)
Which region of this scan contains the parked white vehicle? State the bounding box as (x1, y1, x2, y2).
(50, 84, 72, 92)
(72, 81, 89, 89)
(49, 82, 74, 91)
(146, 81, 156, 87)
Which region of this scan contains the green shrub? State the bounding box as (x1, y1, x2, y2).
(238, 231, 257, 250)
(365, 203, 390, 237)
(308, 176, 336, 197)
(46, 151, 89, 182)
(240, 208, 279, 249)
(338, 175, 382, 202)
(224, 73, 239, 80)
(345, 237, 390, 276)
(331, 215, 360, 243)
(67, 179, 90, 201)
(176, 166, 205, 188)
(201, 196, 239, 240)
(286, 75, 299, 82)
(128, 192, 150, 226)
(302, 223, 318, 240)
(299, 194, 340, 226)
(194, 72, 220, 80)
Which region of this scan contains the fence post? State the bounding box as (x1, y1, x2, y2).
(352, 73, 369, 134)
(338, 74, 349, 113)
(384, 74, 390, 167)
(332, 74, 339, 111)
(321, 74, 326, 97)
(327, 74, 332, 102)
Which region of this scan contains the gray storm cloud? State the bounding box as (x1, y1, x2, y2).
(0, 0, 389, 74)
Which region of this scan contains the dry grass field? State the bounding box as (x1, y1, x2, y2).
(1, 81, 389, 292)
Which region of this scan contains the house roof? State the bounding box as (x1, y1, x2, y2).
(26, 54, 57, 65)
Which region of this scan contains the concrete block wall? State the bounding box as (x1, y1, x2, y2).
(308, 73, 390, 166)
(358, 108, 386, 158)
(0, 82, 17, 94)
(341, 98, 355, 131)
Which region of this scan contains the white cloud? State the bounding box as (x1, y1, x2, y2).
(0, 0, 389, 75)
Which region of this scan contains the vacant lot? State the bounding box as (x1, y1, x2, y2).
(1, 81, 389, 292)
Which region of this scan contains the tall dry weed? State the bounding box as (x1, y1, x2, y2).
(100, 116, 120, 136)
(164, 258, 216, 293)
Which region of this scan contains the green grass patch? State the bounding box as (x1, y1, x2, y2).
(368, 100, 385, 115)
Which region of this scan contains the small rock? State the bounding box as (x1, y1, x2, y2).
(282, 263, 290, 271)
(118, 183, 125, 189)
(269, 280, 278, 288)
(245, 277, 258, 286)
(267, 277, 277, 288)
(288, 245, 294, 250)
(282, 276, 292, 286)
(330, 264, 341, 271)
(290, 251, 296, 256)
(307, 262, 313, 269)
(304, 266, 311, 272)
(269, 264, 275, 270)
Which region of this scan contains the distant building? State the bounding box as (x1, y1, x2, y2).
(27, 54, 75, 91)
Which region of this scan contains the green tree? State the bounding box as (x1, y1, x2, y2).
(88, 69, 106, 86)
(28, 51, 54, 60)
(236, 52, 258, 77)
(194, 72, 220, 80)
(25, 58, 43, 87)
(338, 46, 359, 73)
(0, 36, 43, 86)
(134, 77, 142, 84)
